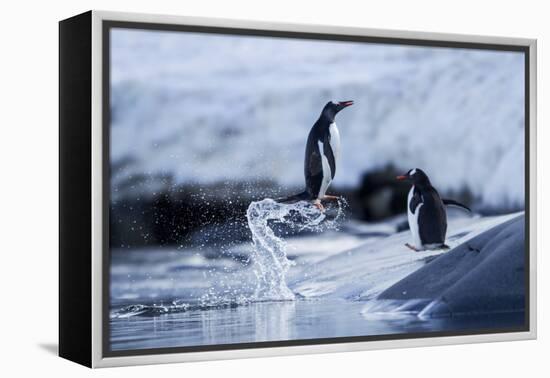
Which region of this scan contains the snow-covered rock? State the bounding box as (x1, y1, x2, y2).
(379, 214, 525, 317)
(288, 213, 522, 300)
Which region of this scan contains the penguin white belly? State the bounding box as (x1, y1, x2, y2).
(407, 186, 423, 248)
(317, 140, 332, 199)
(329, 123, 341, 166)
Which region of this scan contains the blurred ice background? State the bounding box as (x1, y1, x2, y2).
(111, 28, 524, 207)
(110, 29, 524, 248)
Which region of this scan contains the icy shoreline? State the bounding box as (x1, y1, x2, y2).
(110, 210, 525, 320)
(378, 214, 525, 317)
(289, 213, 523, 303)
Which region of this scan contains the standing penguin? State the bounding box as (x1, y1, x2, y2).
(397, 168, 471, 251)
(278, 100, 354, 211)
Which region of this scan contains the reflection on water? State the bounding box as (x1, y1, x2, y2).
(110, 214, 525, 352)
(110, 299, 524, 351)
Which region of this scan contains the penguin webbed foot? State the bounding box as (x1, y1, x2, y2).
(405, 243, 421, 252)
(312, 200, 325, 212)
(313, 196, 343, 212)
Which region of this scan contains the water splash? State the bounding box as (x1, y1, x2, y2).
(110, 197, 347, 319)
(111, 299, 244, 319)
(246, 198, 346, 301)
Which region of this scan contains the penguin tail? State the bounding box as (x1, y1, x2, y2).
(442, 199, 471, 213)
(275, 191, 311, 204)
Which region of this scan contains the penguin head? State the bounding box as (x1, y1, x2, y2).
(396, 168, 431, 186)
(321, 100, 354, 121)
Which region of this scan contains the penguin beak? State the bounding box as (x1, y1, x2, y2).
(396, 175, 407, 181)
(338, 100, 354, 108)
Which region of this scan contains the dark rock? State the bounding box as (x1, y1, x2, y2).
(379, 214, 526, 317)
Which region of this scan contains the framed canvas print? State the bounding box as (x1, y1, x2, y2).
(59, 10, 537, 368)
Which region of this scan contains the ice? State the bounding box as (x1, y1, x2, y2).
(110, 211, 522, 326)
(288, 213, 521, 300)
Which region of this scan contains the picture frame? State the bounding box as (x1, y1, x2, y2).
(59, 10, 537, 368)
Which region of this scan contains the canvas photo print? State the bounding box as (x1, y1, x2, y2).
(107, 25, 527, 354)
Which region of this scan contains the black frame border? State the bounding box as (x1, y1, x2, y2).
(101, 20, 531, 359)
(59, 11, 93, 367)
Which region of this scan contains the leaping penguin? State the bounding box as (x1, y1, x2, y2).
(396, 168, 471, 251)
(278, 100, 354, 211)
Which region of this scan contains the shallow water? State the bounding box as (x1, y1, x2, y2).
(110, 204, 524, 352)
(110, 299, 524, 351)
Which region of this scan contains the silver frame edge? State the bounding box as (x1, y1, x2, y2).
(90, 9, 537, 368)
(91, 10, 104, 369)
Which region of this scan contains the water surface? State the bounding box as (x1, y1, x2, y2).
(111, 299, 524, 351)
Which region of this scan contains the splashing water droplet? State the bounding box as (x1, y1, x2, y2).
(246, 198, 346, 301)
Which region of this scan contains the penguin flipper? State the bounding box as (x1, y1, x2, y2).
(442, 199, 471, 212)
(305, 138, 323, 177)
(409, 189, 422, 214)
(418, 202, 447, 247)
(322, 136, 337, 179)
(304, 141, 324, 199)
(275, 191, 310, 204)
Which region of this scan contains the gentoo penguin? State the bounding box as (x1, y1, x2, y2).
(396, 168, 471, 251)
(278, 100, 354, 210)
